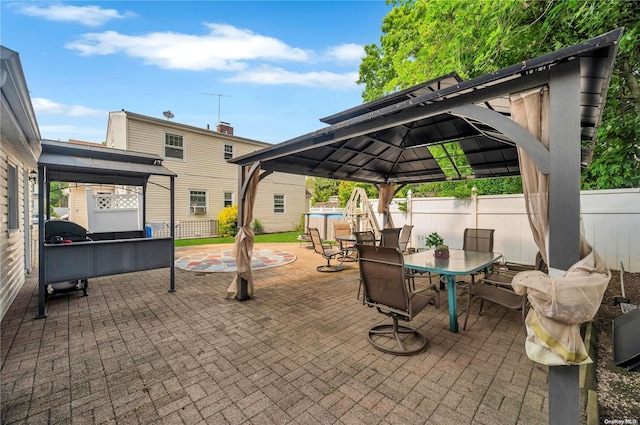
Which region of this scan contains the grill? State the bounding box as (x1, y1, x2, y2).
(43, 220, 89, 296)
(45, 220, 91, 243)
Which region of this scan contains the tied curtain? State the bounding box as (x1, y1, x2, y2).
(509, 87, 609, 365)
(377, 183, 395, 229)
(226, 164, 261, 299)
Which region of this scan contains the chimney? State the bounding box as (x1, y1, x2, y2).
(216, 122, 233, 135)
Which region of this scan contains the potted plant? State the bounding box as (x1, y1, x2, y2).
(425, 232, 449, 259)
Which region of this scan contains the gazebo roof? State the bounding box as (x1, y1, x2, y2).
(38, 139, 176, 186)
(229, 29, 622, 186)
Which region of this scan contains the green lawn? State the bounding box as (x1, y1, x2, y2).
(174, 231, 301, 247)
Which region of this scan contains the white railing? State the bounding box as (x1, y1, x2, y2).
(370, 188, 639, 272)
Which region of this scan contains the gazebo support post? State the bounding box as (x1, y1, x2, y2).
(236, 164, 249, 300)
(169, 176, 176, 293)
(36, 165, 47, 319)
(547, 60, 582, 425)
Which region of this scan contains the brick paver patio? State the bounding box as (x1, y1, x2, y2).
(1, 243, 548, 424)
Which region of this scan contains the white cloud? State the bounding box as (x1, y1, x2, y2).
(33, 98, 106, 117)
(324, 43, 365, 64)
(63, 22, 364, 88)
(39, 124, 105, 142)
(11, 3, 136, 26)
(66, 23, 310, 71)
(225, 66, 360, 89)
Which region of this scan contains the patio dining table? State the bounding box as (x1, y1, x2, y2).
(404, 249, 502, 333)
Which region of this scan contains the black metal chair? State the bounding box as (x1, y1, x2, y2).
(380, 228, 401, 249)
(309, 227, 344, 272)
(357, 244, 439, 355)
(463, 228, 495, 252)
(452, 228, 496, 291)
(463, 252, 547, 331)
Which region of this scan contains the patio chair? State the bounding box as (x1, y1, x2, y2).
(334, 222, 357, 261)
(380, 228, 402, 249)
(451, 228, 496, 291)
(398, 225, 413, 252)
(297, 230, 313, 249)
(309, 227, 344, 272)
(463, 252, 547, 331)
(463, 228, 495, 251)
(354, 230, 377, 246)
(357, 244, 439, 355)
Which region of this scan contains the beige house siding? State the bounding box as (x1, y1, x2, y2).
(253, 173, 307, 233)
(1, 46, 41, 321)
(106, 112, 128, 150)
(1, 145, 28, 320)
(105, 111, 306, 233)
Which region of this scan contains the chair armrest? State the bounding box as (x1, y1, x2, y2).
(480, 270, 517, 288)
(410, 283, 439, 294)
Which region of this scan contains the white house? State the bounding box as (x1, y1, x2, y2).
(1, 46, 41, 320)
(103, 111, 307, 235)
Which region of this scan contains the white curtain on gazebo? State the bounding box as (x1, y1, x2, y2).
(510, 88, 610, 365)
(226, 164, 260, 299)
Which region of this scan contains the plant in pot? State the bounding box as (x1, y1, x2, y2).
(425, 232, 449, 259)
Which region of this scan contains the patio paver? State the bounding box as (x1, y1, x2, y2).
(1, 243, 548, 424)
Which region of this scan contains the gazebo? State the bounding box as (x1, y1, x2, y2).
(227, 29, 623, 424)
(36, 140, 177, 319)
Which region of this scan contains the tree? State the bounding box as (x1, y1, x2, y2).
(49, 181, 69, 208)
(359, 0, 639, 191)
(338, 181, 378, 206)
(310, 178, 340, 205)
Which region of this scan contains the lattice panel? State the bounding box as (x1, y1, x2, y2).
(94, 194, 138, 210)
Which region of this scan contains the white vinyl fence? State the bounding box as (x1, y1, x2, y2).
(86, 191, 143, 233)
(371, 188, 639, 272)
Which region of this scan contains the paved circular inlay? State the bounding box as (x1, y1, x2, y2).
(175, 249, 296, 273)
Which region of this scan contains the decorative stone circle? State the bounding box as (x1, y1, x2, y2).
(175, 249, 296, 273)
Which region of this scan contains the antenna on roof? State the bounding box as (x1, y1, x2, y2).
(201, 93, 231, 124)
(163, 110, 174, 120)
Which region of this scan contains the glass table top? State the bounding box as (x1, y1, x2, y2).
(403, 249, 502, 275)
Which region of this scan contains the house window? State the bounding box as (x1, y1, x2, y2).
(223, 192, 233, 208)
(224, 144, 233, 160)
(7, 163, 18, 230)
(189, 190, 207, 215)
(164, 133, 184, 159)
(273, 194, 285, 214)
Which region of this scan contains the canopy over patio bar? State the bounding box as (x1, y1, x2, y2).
(228, 29, 624, 425)
(36, 140, 177, 319)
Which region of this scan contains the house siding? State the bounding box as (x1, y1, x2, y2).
(1, 143, 28, 320)
(106, 112, 128, 150)
(106, 112, 306, 234)
(1, 45, 41, 321)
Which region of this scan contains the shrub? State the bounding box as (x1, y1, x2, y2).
(217, 205, 238, 236)
(252, 218, 265, 235)
(294, 214, 306, 233)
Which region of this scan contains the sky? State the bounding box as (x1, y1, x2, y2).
(1, 1, 392, 145)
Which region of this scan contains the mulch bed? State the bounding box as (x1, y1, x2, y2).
(593, 266, 640, 421)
